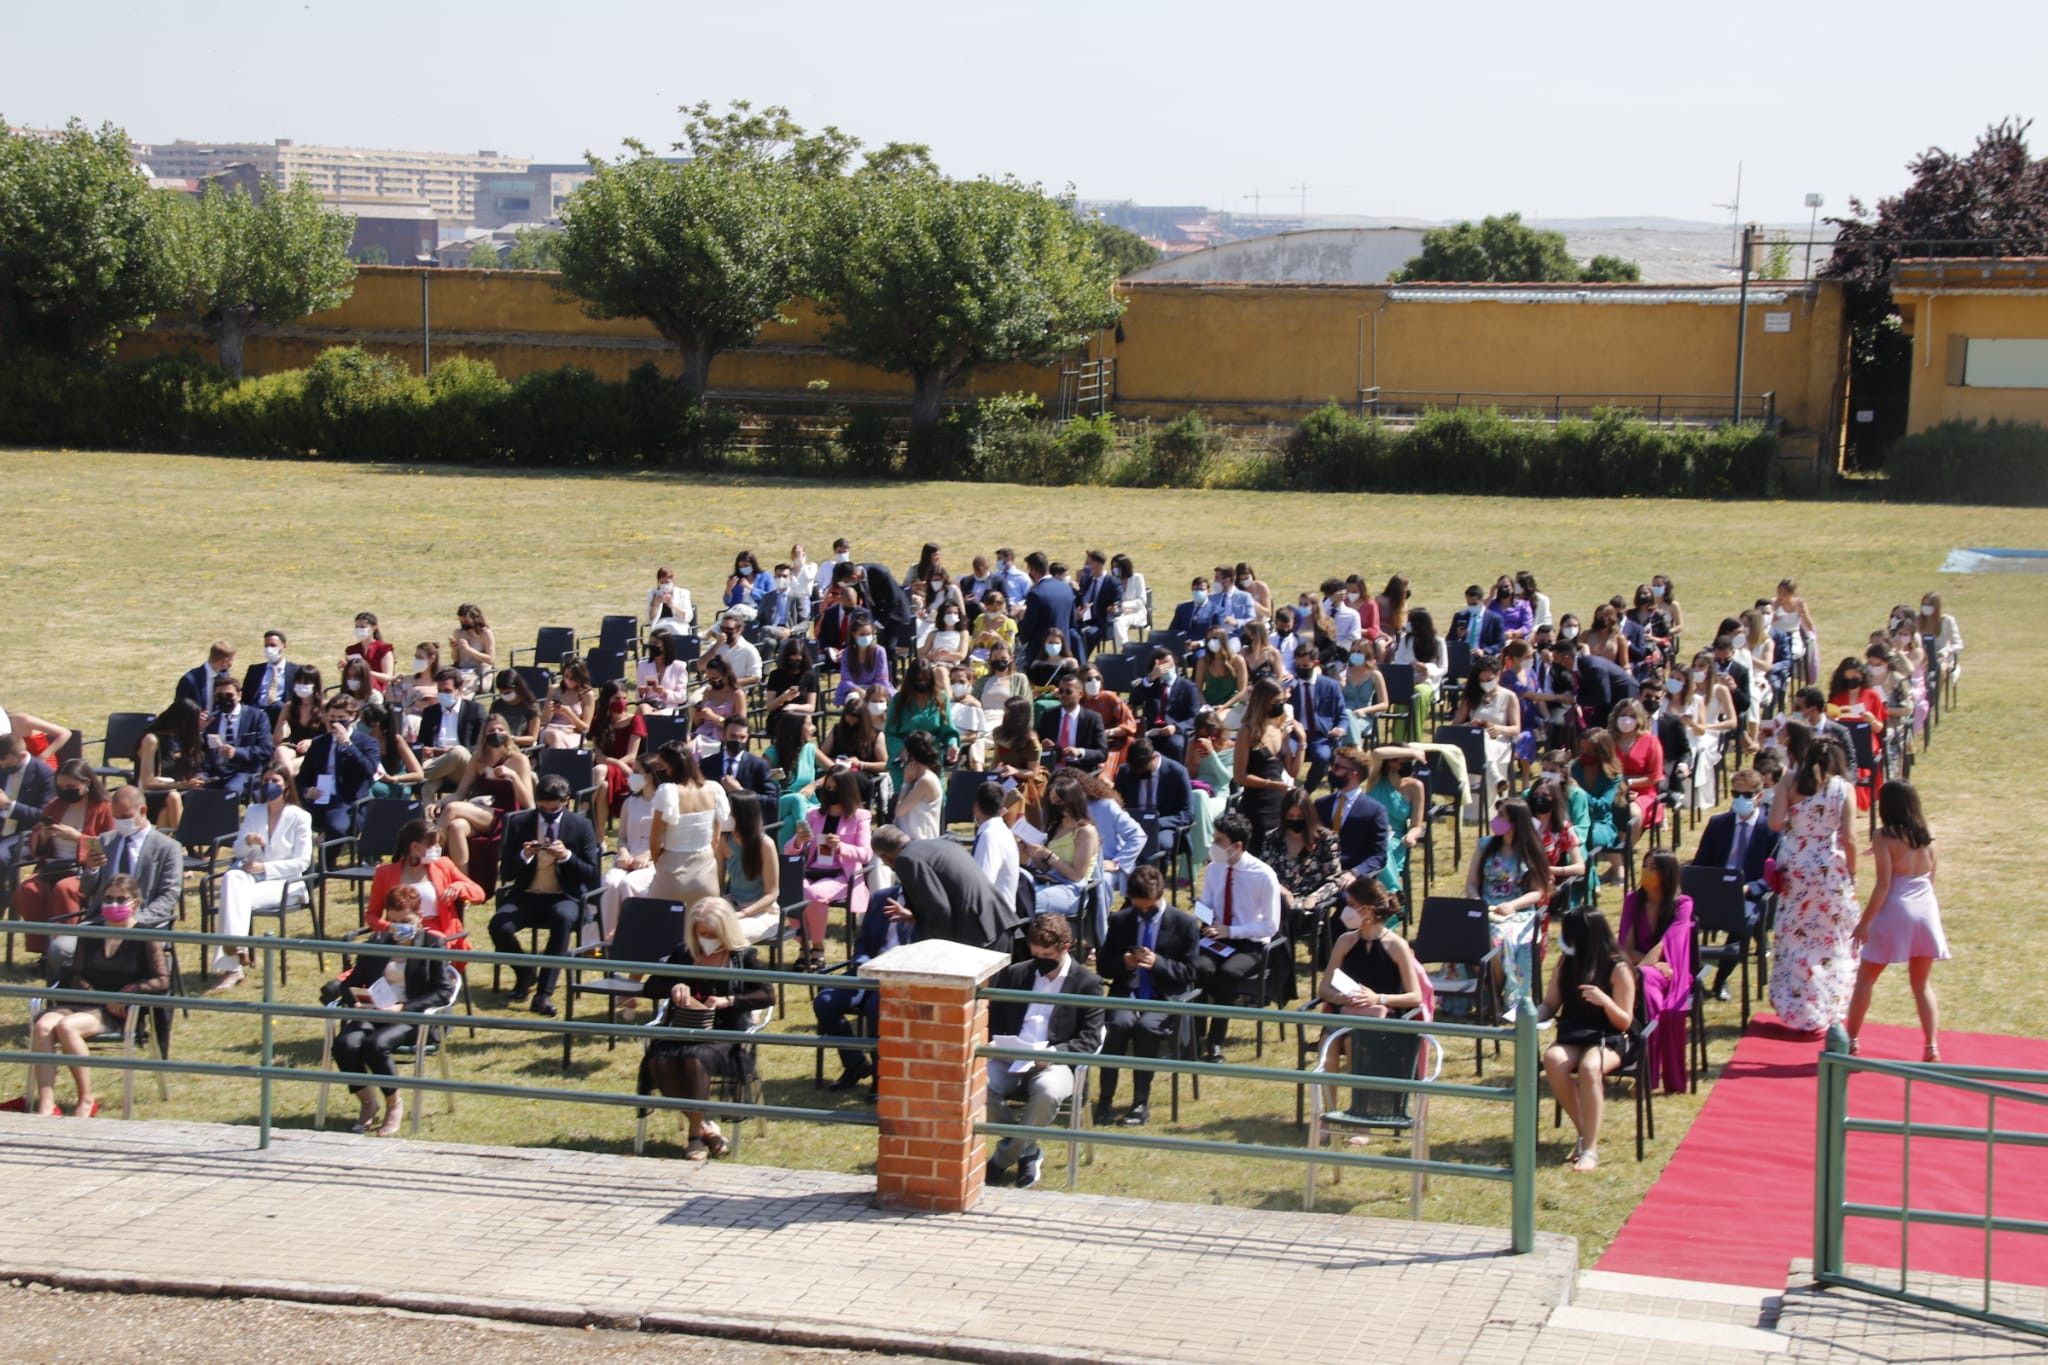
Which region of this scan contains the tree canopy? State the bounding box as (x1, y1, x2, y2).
(467, 237, 499, 269)
(161, 177, 356, 377)
(498, 227, 559, 271)
(1393, 212, 1639, 284)
(0, 118, 177, 356)
(1084, 219, 1161, 277)
(809, 169, 1124, 435)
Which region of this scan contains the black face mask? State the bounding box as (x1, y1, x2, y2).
(58, 785, 87, 802)
(1031, 954, 1062, 976)
(1284, 820, 1307, 832)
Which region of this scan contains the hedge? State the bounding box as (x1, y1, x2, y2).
(1882, 418, 2048, 505)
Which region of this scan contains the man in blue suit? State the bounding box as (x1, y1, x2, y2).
(1688, 767, 1780, 999)
(816, 885, 920, 1090)
(1572, 644, 1639, 729)
(1191, 569, 1256, 634)
(1074, 549, 1124, 658)
(1291, 647, 1348, 793)
(175, 641, 238, 712)
(701, 715, 780, 812)
(1316, 748, 1391, 888)
(240, 630, 302, 718)
(1450, 587, 1504, 652)
(1128, 647, 1202, 765)
(1114, 740, 1193, 869)
(1018, 551, 1076, 666)
(200, 676, 275, 800)
(297, 696, 380, 838)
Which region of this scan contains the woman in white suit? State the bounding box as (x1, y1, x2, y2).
(210, 761, 314, 989)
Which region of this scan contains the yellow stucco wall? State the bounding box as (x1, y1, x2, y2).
(1894, 286, 2048, 433)
(121, 266, 1847, 433)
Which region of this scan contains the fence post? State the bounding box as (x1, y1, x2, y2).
(258, 937, 276, 1150)
(1511, 990, 1539, 1254)
(1815, 1023, 1849, 1276)
(865, 939, 1010, 1213)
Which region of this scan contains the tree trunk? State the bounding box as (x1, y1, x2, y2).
(909, 370, 949, 433)
(214, 317, 251, 381)
(675, 338, 713, 401)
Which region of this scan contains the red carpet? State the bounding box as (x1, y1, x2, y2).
(1598, 1015, 2048, 1289)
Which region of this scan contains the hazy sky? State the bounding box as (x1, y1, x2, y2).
(8, 0, 2042, 225)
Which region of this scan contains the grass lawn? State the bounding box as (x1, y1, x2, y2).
(3, 448, 2044, 1262)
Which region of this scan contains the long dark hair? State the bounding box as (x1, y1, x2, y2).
(1481, 798, 1553, 901)
(652, 740, 702, 787)
(1877, 780, 1933, 849)
(1638, 849, 1681, 943)
(1559, 908, 1625, 995)
(1793, 734, 1849, 798)
(150, 699, 204, 777)
(1044, 773, 1090, 836)
(1461, 653, 1501, 710)
(1407, 607, 1439, 662)
(1280, 785, 1324, 842)
(54, 758, 107, 806)
(770, 708, 810, 768)
(732, 790, 766, 882)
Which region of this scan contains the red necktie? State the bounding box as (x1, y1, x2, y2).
(1220, 866, 1235, 935)
(1061, 711, 1074, 750)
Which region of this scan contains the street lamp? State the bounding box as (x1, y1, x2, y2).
(1803, 193, 1824, 279)
(415, 252, 435, 376)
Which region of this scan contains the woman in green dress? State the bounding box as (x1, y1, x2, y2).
(1365, 745, 1427, 897)
(1569, 727, 1630, 882)
(1186, 709, 1234, 864)
(1339, 651, 1392, 747)
(1192, 627, 1249, 717)
(769, 709, 825, 837)
(884, 660, 958, 787)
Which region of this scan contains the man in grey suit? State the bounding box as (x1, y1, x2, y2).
(50, 785, 182, 975)
(871, 825, 1019, 951)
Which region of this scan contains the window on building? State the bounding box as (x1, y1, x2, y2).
(1960, 338, 2048, 388)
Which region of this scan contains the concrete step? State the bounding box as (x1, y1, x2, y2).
(1549, 1269, 1788, 1356)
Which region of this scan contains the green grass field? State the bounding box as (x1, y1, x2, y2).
(3, 448, 2044, 1262)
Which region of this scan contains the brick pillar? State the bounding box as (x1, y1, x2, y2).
(865, 939, 1010, 1213)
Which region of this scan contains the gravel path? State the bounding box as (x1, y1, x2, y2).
(0, 1280, 930, 1363)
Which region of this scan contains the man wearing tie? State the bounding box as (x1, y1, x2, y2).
(1034, 676, 1107, 772)
(490, 773, 602, 1018)
(1113, 739, 1193, 871)
(175, 640, 238, 712)
(1292, 648, 1349, 793)
(55, 785, 181, 975)
(1075, 549, 1123, 659)
(1687, 766, 1780, 1000)
(1094, 865, 1200, 1127)
(297, 697, 379, 839)
(0, 734, 56, 870)
(1128, 646, 1201, 764)
(1192, 812, 1282, 1061)
(201, 677, 274, 801)
(1316, 747, 1392, 893)
(240, 630, 302, 720)
(415, 668, 487, 793)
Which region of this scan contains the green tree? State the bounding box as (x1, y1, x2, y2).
(1760, 233, 1794, 279)
(1581, 253, 1641, 283)
(810, 169, 1124, 434)
(0, 117, 177, 356)
(1084, 218, 1161, 276)
(553, 100, 846, 398)
(499, 227, 559, 270)
(1393, 212, 1639, 284)
(357, 244, 388, 265)
(467, 238, 499, 269)
(161, 177, 357, 378)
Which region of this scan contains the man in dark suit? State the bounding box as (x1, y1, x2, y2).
(1093, 866, 1200, 1126)
(701, 715, 780, 813)
(490, 773, 603, 1017)
(1074, 549, 1123, 658)
(175, 640, 238, 712)
(1127, 646, 1201, 764)
(1114, 739, 1192, 869)
(1574, 647, 1639, 729)
(1034, 675, 1106, 772)
(199, 676, 274, 800)
(849, 561, 916, 653)
(1017, 551, 1077, 666)
(297, 696, 380, 838)
(1711, 634, 1752, 721)
(1449, 587, 1504, 652)
(53, 785, 183, 975)
(1688, 767, 1780, 999)
(813, 886, 918, 1090)
(240, 629, 302, 718)
(1292, 648, 1349, 793)
(871, 825, 1016, 950)
(813, 580, 863, 663)
(984, 913, 1105, 1188)
(1316, 748, 1391, 887)
(414, 668, 487, 792)
(0, 733, 57, 868)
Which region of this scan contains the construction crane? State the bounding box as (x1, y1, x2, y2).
(1289, 182, 1348, 216)
(1241, 189, 1268, 215)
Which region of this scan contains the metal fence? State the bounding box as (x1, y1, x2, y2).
(1358, 388, 1778, 428)
(1813, 1025, 2048, 1339)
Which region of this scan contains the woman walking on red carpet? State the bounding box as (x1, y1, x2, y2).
(1766, 732, 1860, 1034)
(1846, 781, 1949, 1059)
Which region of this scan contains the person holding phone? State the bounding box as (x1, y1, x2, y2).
(326, 887, 458, 1136)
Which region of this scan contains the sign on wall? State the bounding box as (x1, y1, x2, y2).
(1763, 311, 1792, 333)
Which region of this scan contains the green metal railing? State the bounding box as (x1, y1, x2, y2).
(973, 985, 1541, 1254)
(1814, 1024, 2048, 1339)
(0, 921, 878, 1147)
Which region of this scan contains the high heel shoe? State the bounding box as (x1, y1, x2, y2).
(1924, 1042, 1941, 1063)
(71, 1099, 100, 1118)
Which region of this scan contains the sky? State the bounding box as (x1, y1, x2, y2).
(7, 0, 2044, 227)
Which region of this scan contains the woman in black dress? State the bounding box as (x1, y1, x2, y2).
(641, 897, 774, 1161)
(1231, 678, 1296, 851)
(1317, 879, 1422, 1019)
(1537, 909, 1638, 1174)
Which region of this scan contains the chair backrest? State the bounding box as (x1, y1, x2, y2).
(1381, 662, 1416, 706)
(598, 614, 639, 656)
(1149, 629, 1186, 664)
(535, 747, 593, 793)
(584, 648, 627, 687)
(1679, 864, 1747, 934)
(942, 767, 985, 831)
(513, 665, 554, 701)
(173, 788, 242, 846)
(1843, 719, 1876, 771)
(358, 798, 423, 861)
(1426, 760, 1464, 802)
(1445, 639, 1473, 687)
(533, 626, 578, 666)
(611, 897, 689, 964)
(103, 711, 156, 766)
(776, 854, 807, 910)
(1432, 725, 1490, 782)
(55, 729, 85, 765)
(641, 714, 689, 753)
(1093, 653, 1136, 696)
(1408, 895, 1494, 968)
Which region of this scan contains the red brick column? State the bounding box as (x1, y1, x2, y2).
(864, 939, 1010, 1213)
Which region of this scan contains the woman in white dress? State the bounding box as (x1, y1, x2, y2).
(1772, 578, 1818, 686)
(1680, 650, 1739, 807)
(599, 756, 659, 938)
(1389, 607, 1448, 743)
(892, 731, 945, 843)
(210, 762, 314, 989)
(647, 743, 731, 906)
(1451, 654, 1520, 806)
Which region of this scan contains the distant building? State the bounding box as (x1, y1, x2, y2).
(1129, 228, 1428, 284)
(473, 163, 595, 228)
(324, 195, 437, 264)
(1891, 256, 2048, 435)
(136, 139, 528, 221)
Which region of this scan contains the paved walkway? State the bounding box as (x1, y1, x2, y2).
(0, 1115, 1577, 1364)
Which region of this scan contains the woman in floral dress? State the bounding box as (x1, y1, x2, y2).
(1767, 734, 1860, 1033)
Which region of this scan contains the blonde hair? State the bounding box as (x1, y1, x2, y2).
(689, 897, 749, 952)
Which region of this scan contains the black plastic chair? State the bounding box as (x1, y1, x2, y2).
(560, 896, 688, 1073)
(641, 714, 689, 753)
(512, 665, 554, 702)
(90, 712, 156, 785)
(1682, 863, 1751, 1033)
(318, 797, 421, 927)
(517, 626, 578, 668)
(584, 648, 627, 688)
(940, 768, 985, 837)
(1844, 720, 1880, 836)
(594, 614, 639, 658)
(534, 748, 598, 813)
(1409, 895, 1499, 1076)
(1093, 653, 1137, 696)
(173, 789, 244, 929)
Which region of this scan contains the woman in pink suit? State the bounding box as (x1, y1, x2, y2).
(782, 768, 872, 971)
(1617, 849, 1693, 1094)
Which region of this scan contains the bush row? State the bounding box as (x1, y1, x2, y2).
(0, 346, 1787, 495)
(1881, 418, 2048, 505)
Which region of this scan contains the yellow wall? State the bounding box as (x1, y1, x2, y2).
(121, 266, 1848, 433)
(1894, 287, 2048, 433)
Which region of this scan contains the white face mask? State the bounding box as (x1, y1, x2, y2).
(498, 690, 518, 702)
(950, 682, 968, 699)
(413, 657, 431, 673)
(696, 935, 724, 958)
(439, 691, 459, 708)
(929, 579, 944, 593)
(1867, 664, 1888, 683)
(866, 702, 887, 718)
(628, 771, 646, 794)
(111, 814, 143, 837)
(1616, 715, 1639, 733)
(855, 634, 875, 649)
(1691, 669, 1708, 683)
(293, 683, 315, 699)
(346, 679, 364, 692)
(1664, 677, 1685, 695)
(1226, 637, 1243, 655)
(354, 625, 372, 640)
(1560, 626, 1579, 640)
(942, 613, 959, 628)
(1192, 589, 1207, 603)
(1480, 678, 1500, 694)
(1340, 907, 1364, 931)
(264, 645, 283, 663)
(422, 845, 443, 863)
(775, 576, 792, 591)
(1083, 680, 1101, 697)
(1045, 643, 1063, 658)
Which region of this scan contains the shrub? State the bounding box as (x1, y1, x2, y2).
(1282, 402, 1393, 490)
(834, 410, 899, 477)
(420, 355, 510, 462)
(1883, 419, 2048, 505)
(300, 346, 423, 458)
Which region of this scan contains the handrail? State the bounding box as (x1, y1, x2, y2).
(975, 985, 1514, 1041)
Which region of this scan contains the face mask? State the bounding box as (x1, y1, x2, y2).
(1691, 669, 1708, 683)
(1616, 716, 1638, 733)
(57, 785, 86, 802)
(259, 780, 285, 803)
(1348, 652, 1366, 667)
(499, 690, 518, 702)
(1489, 815, 1510, 836)
(1192, 589, 1207, 603)
(1204, 640, 1221, 655)
(1032, 953, 1062, 977)
(390, 922, 417, 943)
(950, 682, 968, 699)
(1237, 577, 1252, 588)
(1207, 842, 1231, 864)
(354, 625, 372, 640)
(1867, 664, 1888, 683)
(1043, 642, 1064, 659)
(1560, 626, 1579, 640)
(346, 679, 364, 693)
(1731, 794, 1756, 819)
(1284, 819, 1306, 833)
(293, 683, 315, 699)
(1641, 874, 1662, 898)
(696, 936, 724, 957)
(264, 645, 283, 663)
(942, 614, 959, 627)
(775, 576, 792, 591)
(413, 657, 430, 673)
(431, 690, 457, 710)
(1158, 666, 1177, 683)
(100, 901, 135, 925)
(866, 702, 887, 718)
(1921, 605, 1935, 617)
(628, 772, 646, 794)
(1083, 680, 1101, 697)
(214, 695, 235, 711)
(1664, 677, 1685, 695)
(1652, 585, 1666, 598)
(1480, 679, 1500, 694)
(422, 844, 444, 863)
(855, 634, 875, 649)
(725, 741, 745, 757)
(112, 815, 143, 837)
(991, 659, 1010, 672)
(929, 579, 945, 593)
(1340, 907, 1364, 931)
(1227, 638, 1243, 655)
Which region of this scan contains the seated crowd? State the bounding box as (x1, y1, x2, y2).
(0, 547, 1963, 1178)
